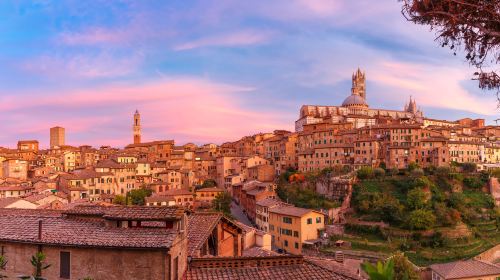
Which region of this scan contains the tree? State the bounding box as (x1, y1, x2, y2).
(374, 194, 405, 224)
(401, 0, 500, 104)
(461, 162, 477, 173)
(374, 168, 386, 179)
(212, 192, 232, 216)
(19, 252, 51, 280)
(361, 259, 395, 280)
(407, 209, 436, 230)
(410, 168, 424, 178)
(407, 188, 429, 210)
(391, 253, 419, 280)
(113, 195, 126, 205)
(0, 255, 7, 279)
(128, 188, 153, 206)
(357, 166, 374, 180)
(201, 179, 217, 188)
(407, 162, 420, 172)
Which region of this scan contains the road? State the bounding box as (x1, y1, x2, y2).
(230, 201, 253, 227)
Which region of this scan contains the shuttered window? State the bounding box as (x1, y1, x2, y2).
(60, 251, 70, 279)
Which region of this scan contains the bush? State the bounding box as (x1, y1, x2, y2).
(389, 168, 399, 176)
(407, 188, 429, 210)
(436, 166, 451, 178)
(374, 168, 386, 179)
(461, 162, 477, 173)
(408, 162, 420, 172)
(463, 177, 483, 189)
(410, 168, 425, 178)
(407, 209, 436, 230)
(357, 166, 374, 180)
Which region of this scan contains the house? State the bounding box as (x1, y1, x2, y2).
(187, 212, 243, 258)
(194, 187, 224, 208)
(0, 197, 37, 209)
(429, 259, 500, 280)
(0, 205, 188, 280)
(268, 205, 326, 255)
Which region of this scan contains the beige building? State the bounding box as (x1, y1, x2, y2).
(50, 126, 65, 148)
(2, 159, 28, 180)
(268, 205, 325, 255)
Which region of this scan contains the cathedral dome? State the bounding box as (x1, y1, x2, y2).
(342, 94, 367, 107)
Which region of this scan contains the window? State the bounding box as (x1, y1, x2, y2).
(295, 242, 299, 249)
(307, 218, 312, 224)
(316, 217, 322, 224)
(283, 217, 292, 224)
(60, 251, 70, 279)
(284, 240, 288, 247)
(293, 231, 299, 237)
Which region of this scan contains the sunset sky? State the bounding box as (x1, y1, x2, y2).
(0, 0, 498, 148)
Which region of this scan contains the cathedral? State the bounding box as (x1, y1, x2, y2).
(295, 68, 423, 132)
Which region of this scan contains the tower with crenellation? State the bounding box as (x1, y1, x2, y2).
(133, 110, 141, 144)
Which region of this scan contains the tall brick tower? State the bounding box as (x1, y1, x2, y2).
(351, 68, 366, 99)
(133, 110, 141, 144)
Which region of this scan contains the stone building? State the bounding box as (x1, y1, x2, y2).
(50, 126, 65, 148)
(0, 206, 188, 280)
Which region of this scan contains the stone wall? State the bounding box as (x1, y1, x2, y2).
(0, 237, 188, 280)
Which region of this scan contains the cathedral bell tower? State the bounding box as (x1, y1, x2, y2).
(133, 110, 141, 144)
(351, 68, 366, 99)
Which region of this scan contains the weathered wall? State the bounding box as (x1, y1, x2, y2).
(0, 242, 179, 280)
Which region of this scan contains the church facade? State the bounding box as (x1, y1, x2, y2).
(295, 68, 424, 132)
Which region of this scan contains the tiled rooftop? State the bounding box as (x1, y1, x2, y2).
(187, 212, 222, 256)
(183, 256, 359, 280)
(430, 259, 500, 279)
(63, 205, 185, 221)
(0, 215, 178, 249)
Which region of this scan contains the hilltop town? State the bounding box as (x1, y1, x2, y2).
(0, 69, 499, 279)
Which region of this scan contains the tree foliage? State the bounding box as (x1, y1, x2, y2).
(407, 188, 429, 210)
(212, 192, 232, 216)
(401, 0, 500, 104)
(201, 179, 217, 188)
(357, 166, 374, 180)
(392, 253, 420, 280)
(407, 209, 436, 230)
(361, 259, 395, 280)
(128, 188, 153, 206)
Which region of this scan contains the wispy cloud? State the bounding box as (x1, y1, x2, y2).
(173, 30, 274, 51)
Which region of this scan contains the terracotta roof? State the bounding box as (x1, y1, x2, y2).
(0, 215, 178, 249)
(184, 256, 358, 280)
(195, 187, 224, 192)
(269, 206, 321, 217)
(187, 212, 223, 256)
(63, 205, 185, 221)
(0, 197, 22, 208)
(242, 247, 280, 257)
(430, 260, 500, 279)
(256, 198, 284, 208)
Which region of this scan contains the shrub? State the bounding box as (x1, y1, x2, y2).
(410, 168, 425, 178)
(407, 188, 429, 210)
(389, 168, 399, 176)
(461, 162, 477, 173)
(407, 209, 436, 230)
(374, 168, 386, 179)
(463, 177, 483, 189)
(357, 166, 374, 180)
(408, 162, 420, 172)
(435, 166, 451, 178)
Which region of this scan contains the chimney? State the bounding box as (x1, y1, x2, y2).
(38, 220, 43, 240)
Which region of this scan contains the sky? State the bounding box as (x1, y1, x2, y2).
(0, 0, 498, 148)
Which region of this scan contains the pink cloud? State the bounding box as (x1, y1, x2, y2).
(174, 30, 274, 51)
(0, 78, 293, 148)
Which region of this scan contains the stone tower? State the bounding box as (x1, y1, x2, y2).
(351, 68, 366, 99)
(133, 110, 141, 144)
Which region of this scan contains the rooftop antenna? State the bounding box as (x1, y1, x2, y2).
(494, 118, 499, 125)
